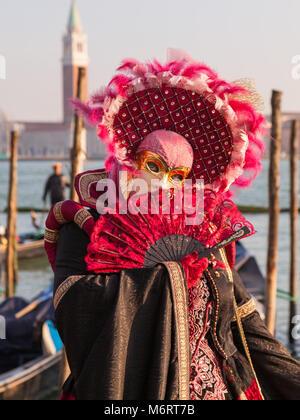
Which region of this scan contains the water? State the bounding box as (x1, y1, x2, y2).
(0, 160, 104, 300)
(0, 159, 299, 355)
(0, 160, 105, 215)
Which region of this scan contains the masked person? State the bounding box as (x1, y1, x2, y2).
(44, 51, 300, 400)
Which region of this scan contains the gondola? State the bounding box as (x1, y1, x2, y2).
(0, 351, 62, 400)
(0, 228, 45, 261)
(0, 240, 45, 261)
(0, 285, 63, 400)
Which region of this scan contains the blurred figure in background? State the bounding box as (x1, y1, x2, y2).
(43, 163, 70, 206)
(0, 226, 7, 246)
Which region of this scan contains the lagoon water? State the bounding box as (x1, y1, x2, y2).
(0, 159, 299, 356)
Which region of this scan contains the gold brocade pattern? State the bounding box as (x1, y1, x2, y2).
(162, 262, 190, 400)
(44, 228, 59, 244)
(54, 202, 67, 225)
(219, 248, 264, 400)
(232, 298, 256, 323)
(189, 280, 228, 400)
(74, 209, 93, 230)
(54, 275, 85, 310)
(77, 171, 108, 208)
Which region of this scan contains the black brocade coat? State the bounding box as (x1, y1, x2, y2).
(54, 222, 300, 400)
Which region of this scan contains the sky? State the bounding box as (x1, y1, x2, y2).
(0, 0, 300, 122)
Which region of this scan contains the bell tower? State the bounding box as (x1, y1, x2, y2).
(62, 0, 89, 125)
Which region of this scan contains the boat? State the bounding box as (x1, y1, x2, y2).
(235, 241, 265, 319)
(0, 351, 62, 400)
(0, 239, 45, 261)
(235, 241, 265, 302)
(0, 285, 63, 400)
(0, 229, 45, 261)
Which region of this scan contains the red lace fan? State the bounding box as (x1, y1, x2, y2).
(86, 193, 254, 273)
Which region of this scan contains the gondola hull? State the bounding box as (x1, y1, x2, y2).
(0, 351, 62, 400)
(0, 240, 45, 261)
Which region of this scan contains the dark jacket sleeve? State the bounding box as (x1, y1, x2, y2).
(54, 223, 179, 400)
(232, 269, 300, 400)
(54, 222, 90, 294)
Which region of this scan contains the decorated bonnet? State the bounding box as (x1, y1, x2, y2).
(73, 49, 266, 193)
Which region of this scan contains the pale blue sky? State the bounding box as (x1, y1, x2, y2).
(0, 0, 300, 122)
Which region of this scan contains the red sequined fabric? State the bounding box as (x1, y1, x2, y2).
(189, 278, 228, 400)
(113, 87, 233, 185)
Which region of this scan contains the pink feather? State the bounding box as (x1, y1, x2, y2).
(109, 75, 133, 97)
(182, 64, 217, 79)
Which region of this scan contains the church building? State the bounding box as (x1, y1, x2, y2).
(14, 1, 106, 160)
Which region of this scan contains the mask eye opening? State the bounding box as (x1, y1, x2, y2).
(170, 174, 184, 183)
(146, 161, 160, 174)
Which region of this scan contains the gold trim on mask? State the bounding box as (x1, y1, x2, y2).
(135, 151, 191, 187)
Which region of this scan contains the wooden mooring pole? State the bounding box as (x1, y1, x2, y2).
(289, 119, 299, 343)
(61, 68, 87, 390)
(5, 130, 19, 298)
(70, 67, 87, 202)
(265, 90, 282, 335)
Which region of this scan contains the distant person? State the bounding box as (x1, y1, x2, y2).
(0, 225, 7, 246)
(43, 163, 70, 206)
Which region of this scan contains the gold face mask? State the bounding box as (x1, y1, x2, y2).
(135, 151, 191, 188)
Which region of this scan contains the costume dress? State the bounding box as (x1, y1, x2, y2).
(45, 51, 300, 400)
